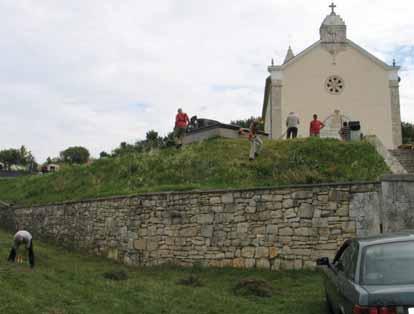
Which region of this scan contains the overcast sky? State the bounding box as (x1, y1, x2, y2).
(0, 0, 413, 161)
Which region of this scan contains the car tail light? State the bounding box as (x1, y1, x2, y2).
(353, 305, 397, 314)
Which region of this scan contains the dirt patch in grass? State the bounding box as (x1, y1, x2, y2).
(233, 278, 273, 298)
(103, 270, 128, 281)
(177, 274, 203, 287)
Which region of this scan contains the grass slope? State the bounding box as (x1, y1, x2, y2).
(0, 230, 327, 314)
(0, 138, 388, 206)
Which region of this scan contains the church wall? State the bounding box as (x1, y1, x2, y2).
(265, 95, 271, 134)
(281, 44, 394, 147)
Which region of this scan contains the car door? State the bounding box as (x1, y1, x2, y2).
(333, 241, 360, 314)
(324, 241, 350, 314)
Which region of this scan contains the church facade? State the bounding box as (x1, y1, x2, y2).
(262, 4, 402, 148)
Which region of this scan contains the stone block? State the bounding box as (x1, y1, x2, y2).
(285, 208, 296, 218)
(271, 209, 283, 218)
(272, 202, 283, 210)
(298, 203, 314, 218)
(256, 258, 270, 269)
(272, 195, 284, 201)
(180, 226, 198, 237)
(197, 214, 214, 224)
(271, 258, 281, 271)
(283, 199, 295, 209)
(281, 259, 295, 270)
(147, 240, 159, 251)
(294, 259, 303, 270)
(293, 191, 313, 199)
(318, 243, 338, 250)
(294, 227, 311, 237)
(265, 224, 278, 234)
(232, 257, 245, 268)
(134, 239, 147, 250)
(208, 197, 221, 205)
(241, 247, 255, 258)
(342, 221, 356, 234)
(255, 247, 269, 259)
(303, 260, 315, 269)
(269, 247, 278, 258)
(261, 194, 274, 201)
(279, 227, 293, 236)
(201, 225, 213, 238)
(336, 206, 349, 217)
(329, 190, 349, 201)
(222, 193, 234, 204)
(245, 258, 256, 268)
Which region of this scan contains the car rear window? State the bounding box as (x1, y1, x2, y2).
(362, 240, 414, 285)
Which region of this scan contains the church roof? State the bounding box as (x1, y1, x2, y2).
(283, 46, 295, 64)
(270, 39, 398, 71)
(321, 12, 346, 27)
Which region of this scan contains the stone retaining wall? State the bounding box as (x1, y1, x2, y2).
(0, 182, 381, 270)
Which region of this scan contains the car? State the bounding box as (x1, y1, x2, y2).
(317, 231, 414, 314)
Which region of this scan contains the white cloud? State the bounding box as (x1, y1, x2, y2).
(0, 0, 413, 161)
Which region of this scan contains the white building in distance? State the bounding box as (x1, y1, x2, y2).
(262, 3, 402, 148)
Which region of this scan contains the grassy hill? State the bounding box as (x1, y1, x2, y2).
(0, 229, 326, 314)
(0, 137, 388, 206)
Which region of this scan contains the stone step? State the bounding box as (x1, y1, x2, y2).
(388, 149, 414, 173)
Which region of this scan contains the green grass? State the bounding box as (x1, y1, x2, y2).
(0, 137, 388, 206)
(0, 229, 327, 314)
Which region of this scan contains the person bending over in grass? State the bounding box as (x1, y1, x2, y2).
(8, 230, 35, 268)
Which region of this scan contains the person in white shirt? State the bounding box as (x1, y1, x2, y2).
(8, 230, 35, 268)
(286, 112, 300, 139)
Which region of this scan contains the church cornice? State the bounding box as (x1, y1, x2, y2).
(269, 39, 399, 72)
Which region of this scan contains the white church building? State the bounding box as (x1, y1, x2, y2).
(262, 3, 402, 148)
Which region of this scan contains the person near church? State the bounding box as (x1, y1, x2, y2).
(248, 118, 263, 161)
(286, 112, 300, 139)
(309, 114, 325, 137)
(339, 121, 350, 141)
(8, 230, 35, 268)
(174, 108, 189, 149)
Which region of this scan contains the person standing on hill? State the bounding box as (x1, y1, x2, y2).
(339, 121, 350, 141)
(8, 230, 35, 268)
(286, 112, 300, 139)
(174, 108, 189, 149)
(249, 119, 263, 161)
(309, 114, 325, 137)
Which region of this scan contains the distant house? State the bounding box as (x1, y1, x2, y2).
(41, 164, 60, 173)
(10, 164, 26, 171)
(183, 118, 268, 145)
(0, 162, 4, 170)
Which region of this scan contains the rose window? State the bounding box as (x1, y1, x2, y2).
(325, 76, 344, 95)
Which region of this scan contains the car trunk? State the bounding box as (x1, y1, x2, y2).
(362, 285, 414, 307)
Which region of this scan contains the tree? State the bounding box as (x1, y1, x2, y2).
(144, 130, 164, 150)
(99, 151, 110, 159)
(60, 146, 90, 164)
(112, 142, 140, 156)
(230, 116, 264, 131)
(401, 122, 414, 144)
(0, 149, 19, 170)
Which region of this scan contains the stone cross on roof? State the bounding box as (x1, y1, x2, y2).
(329, 2, 337, 14)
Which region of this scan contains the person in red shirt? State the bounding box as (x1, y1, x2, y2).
(175, 108, 189, 148)
(309, 114, 325, 137)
